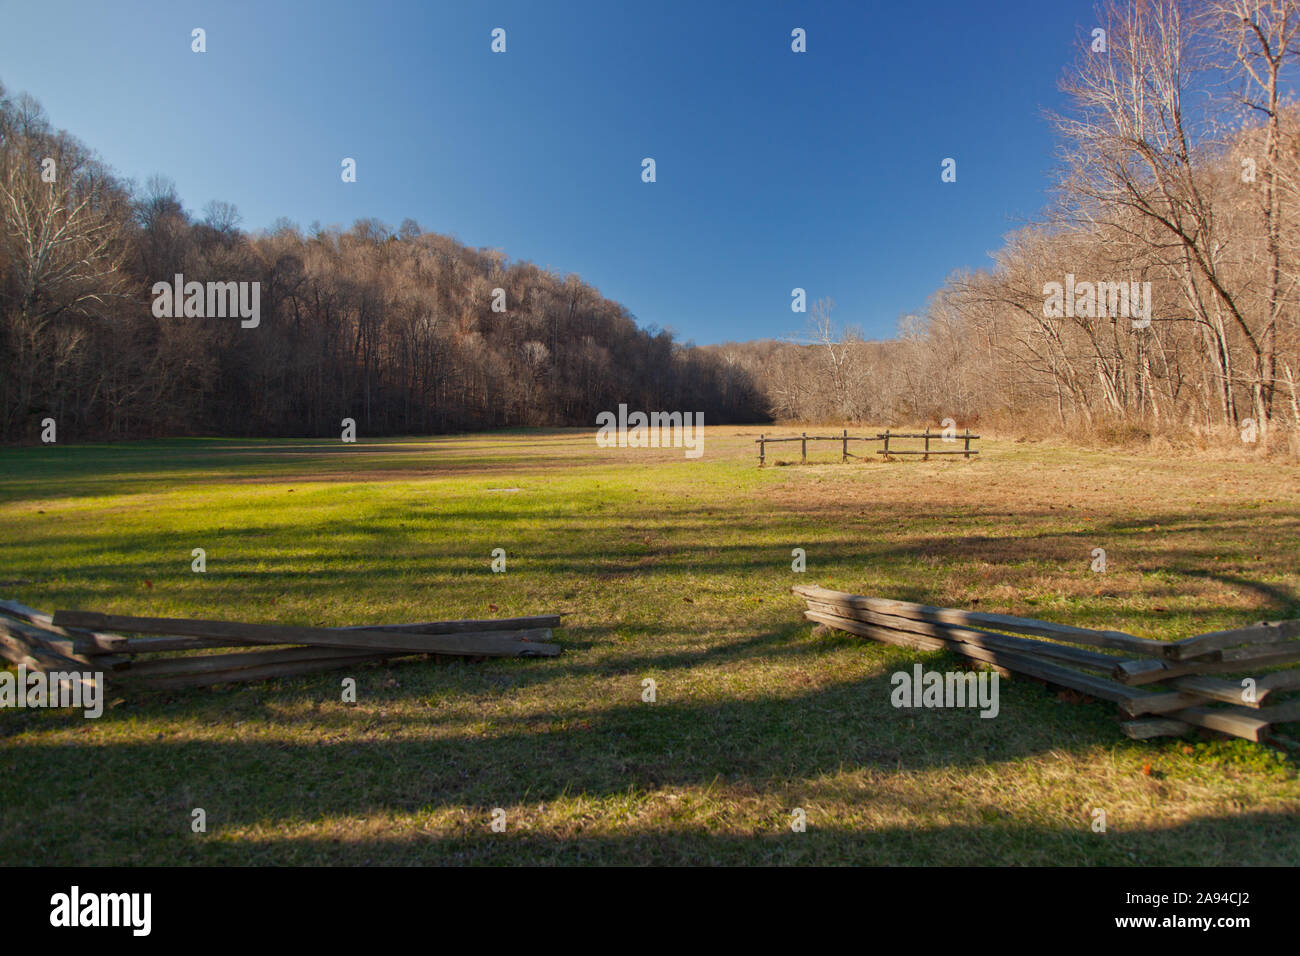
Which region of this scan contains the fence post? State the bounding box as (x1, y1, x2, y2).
(801, 432, 807, 463)
(842, 428, 847, 462)
(882, 428, 890, 457)
(924, 425, 930, 461)
(759, 434, 765, 466)
(964, 429, 971, 460)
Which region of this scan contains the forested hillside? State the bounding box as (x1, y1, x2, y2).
(0, 82, 766, 442)
(5, 1, 1300, 448)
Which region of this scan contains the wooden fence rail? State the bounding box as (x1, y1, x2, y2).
(0, 601, 564, 697)
(793, 585, 1300, 744)
(757, 427, 979, 465)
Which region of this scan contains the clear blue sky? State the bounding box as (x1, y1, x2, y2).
(0, 0, 1100, 344)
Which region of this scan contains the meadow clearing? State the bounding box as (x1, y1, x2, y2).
(1, 427, 1298, 865)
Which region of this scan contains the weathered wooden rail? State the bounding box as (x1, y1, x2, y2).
(757, 427, 979, 465)
(793, 585, 1300, 744)
(0, 599, 562, 695)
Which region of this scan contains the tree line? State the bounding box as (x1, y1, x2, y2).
(713, 0, 1300, 449)
(5, 1, 1299, 448)
(0, 81, 766, 442)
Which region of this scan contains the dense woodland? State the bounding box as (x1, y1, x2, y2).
(0, 82, 766, 441)
(3, 0, 1300, 447)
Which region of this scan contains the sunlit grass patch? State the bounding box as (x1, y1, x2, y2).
(0, 427, 1297, 864)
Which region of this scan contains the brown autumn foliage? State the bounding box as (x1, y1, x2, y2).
(710, 1, 1300, 451)
(0, 85, 766, 442)
(3, 2, 1299, 448)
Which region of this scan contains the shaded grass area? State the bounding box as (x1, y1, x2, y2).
(0, 427, 1297, 865)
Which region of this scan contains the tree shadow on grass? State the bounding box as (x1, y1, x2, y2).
(6, 628, 1286, 867)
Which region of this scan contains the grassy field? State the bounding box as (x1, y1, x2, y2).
(1, 427, 1298, 865)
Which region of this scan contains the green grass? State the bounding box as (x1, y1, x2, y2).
(1, 427, 1298, 864)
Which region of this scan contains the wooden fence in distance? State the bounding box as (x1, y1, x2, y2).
(757, 427, 979, 465)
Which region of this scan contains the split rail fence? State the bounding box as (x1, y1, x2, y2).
(0, 599, 560, 693)
(794, 585, 1300, 744)
(758, 428, 979, 464)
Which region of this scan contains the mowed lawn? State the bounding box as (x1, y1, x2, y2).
(1, 427, 1298, 865)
